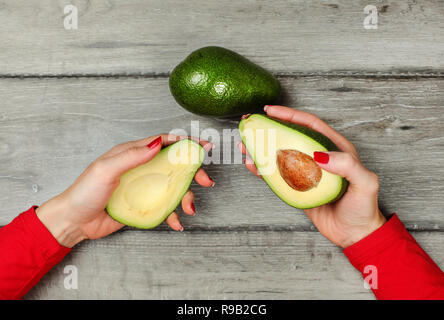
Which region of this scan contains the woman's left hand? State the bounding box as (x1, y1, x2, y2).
(36, 134, 214, 248)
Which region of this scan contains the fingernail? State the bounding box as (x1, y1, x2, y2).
(236, 141, 244, 153)
(264, 105, 269, 112)
(191, 203, 196, 215)
(147, 136, 162, 149)
(179, 226, 184, 232)
(204, 143, 215, 152)
(314, 151, 329, 164)
(209, 177, 215, 187)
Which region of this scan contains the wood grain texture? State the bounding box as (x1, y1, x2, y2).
(0, 0, 443, 76)
(23, 229, 444, 299)
(1, 76, 443, 229)
(1, 0, 443, 301)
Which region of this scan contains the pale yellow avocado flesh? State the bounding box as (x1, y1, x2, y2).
(239, 114, 345, 209)
(106, 139, 204, 229)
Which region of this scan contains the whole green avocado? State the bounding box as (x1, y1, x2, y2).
(169, 46, 281, 117)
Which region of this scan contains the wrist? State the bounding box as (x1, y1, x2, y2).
(36, 195, 87, 248)
(341, 210, 387, 248)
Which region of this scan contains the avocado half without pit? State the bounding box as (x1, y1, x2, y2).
(239, 114, 348, 209)
(106, 139, 205, 229)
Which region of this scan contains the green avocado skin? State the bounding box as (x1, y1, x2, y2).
(169, 46, 281, 117)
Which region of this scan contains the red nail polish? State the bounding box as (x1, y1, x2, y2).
(314, 151, 329, 164)
(191, 203, 196, 214)
(208, 177, 215, 187)
(147, 136, 162, 149)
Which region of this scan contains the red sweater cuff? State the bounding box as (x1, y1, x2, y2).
(0, 206, 71, 299)
(23, 206, 72, 259)
(343, 214, 444, 300)
(343, 214, 406, 267)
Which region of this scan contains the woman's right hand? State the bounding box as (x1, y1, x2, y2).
(239, 105, 386, 248)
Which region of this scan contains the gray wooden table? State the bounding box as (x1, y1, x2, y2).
(1, 0, 443, 299)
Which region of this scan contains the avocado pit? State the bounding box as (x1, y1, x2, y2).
(276, 149, 322, 192)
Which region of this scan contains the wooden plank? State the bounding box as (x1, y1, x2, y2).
(1, 0, 443, 75)
(1, 76, 443, 229)
(23, 229, 444, 299)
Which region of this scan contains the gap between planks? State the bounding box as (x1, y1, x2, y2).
(0, 224, 442, 233)
(1, 70, 444, 79)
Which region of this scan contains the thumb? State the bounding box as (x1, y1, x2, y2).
(313, 151, 379, 192)
(102, 136, 162, 179)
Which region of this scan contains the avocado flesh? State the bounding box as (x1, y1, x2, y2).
(169, 46, 281, 117)
(239, 114, 347, 209)
(106, 139, 204, 229)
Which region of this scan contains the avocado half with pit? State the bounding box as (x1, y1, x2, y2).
(239, 114, 348, 209)
(106, 139, 205, 229)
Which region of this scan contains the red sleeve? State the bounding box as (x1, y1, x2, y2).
(344, 214, 444, 300)
(0, 206, 71, 300)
